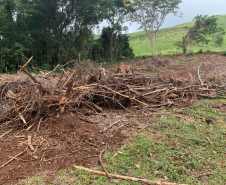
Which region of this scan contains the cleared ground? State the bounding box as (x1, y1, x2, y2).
(0, 52, 226, 185)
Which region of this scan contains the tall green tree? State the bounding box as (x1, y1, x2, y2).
(214, 34, 224, 47)
(92, 26, 134, 62)
(181, 15, 225, 54)
(34, 0, 109, 64)
(99, 0, 135, 61)
(0, 0, 21, 72)
(130, 0, 182, 56)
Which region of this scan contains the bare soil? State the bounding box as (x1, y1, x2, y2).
(0, 113, 127, 184)
(0, 52, 226, 184)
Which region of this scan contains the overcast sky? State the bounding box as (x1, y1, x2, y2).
(123, 0, 226, 33)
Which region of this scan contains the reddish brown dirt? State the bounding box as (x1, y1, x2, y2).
(131, 52, 226, 81)
(0, 113, 126, 184)
(160, 52, 226, 80)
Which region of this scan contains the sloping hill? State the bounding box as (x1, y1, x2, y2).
(128, 14, 226, 56)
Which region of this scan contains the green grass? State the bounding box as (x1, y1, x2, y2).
(128, 14, 226, 56)
(20, 98, 226, 185)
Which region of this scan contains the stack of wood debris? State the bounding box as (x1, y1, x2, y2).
(0, 57, 225, 129)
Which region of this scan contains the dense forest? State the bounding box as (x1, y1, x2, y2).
(0, 0, 135, 73)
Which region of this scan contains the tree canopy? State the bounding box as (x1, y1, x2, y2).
(130, 0, 182, 56)
(0, 0, 135, 73)
(180, 15, 225, 54)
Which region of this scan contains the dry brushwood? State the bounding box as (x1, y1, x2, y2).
(0, 59, 226, 130)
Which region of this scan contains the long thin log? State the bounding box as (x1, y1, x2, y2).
(99, 85, 148, 106)
(74, 166, 187, 185)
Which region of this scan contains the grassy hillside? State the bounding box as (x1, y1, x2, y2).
(128, 14, 226, 56)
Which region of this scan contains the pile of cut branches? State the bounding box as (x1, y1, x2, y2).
(0, 59, 225, 129)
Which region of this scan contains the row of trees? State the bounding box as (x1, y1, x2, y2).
(0, 0, 135, 73)
(1, 0, 223, 73)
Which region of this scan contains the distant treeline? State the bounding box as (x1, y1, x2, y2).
(0, 0, 135, 73)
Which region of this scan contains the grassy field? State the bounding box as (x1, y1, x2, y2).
(21, 99, 226, 185)
(128, 14, 226, 56)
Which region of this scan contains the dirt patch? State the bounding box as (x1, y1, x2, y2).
(160, 52, 226, 81)
(0, 113, 126, 184)
(133, 56, 172, 72)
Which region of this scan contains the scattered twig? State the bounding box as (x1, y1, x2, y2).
(1, 81, 12, 104)
(44, 64, 60, 76)
(74, 166, 187, 185)
(198, 66, 204, 85)
(77, 101, 103, 112)
(0, 129, 12, 138)
(113, 152, 118, 157)
(0, 149, 26, 169)
(101, 119, 124, 133)
(76, 113, 98, 124)
(73, 83, 98, 91)
(77, 155, 99, 160)
(37, 117, 43, 132)
(62, 69, 76, 87)
(206, 137, 214, 147)
(19, 113, 27, 125)
(99, 149, 111, 178)
(27, 135, 35, 151)
(116, 125, 124, 130)
(26, 122, 36, 131)
(43, 153, 72, 162)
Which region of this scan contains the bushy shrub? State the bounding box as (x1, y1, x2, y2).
(198, 49, 203, 53)
(185, 50, 195, 56)
(221, 51, 226, 56)
(174, 41, 183, 51)
(214, 35, 224, 47)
